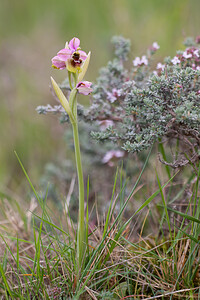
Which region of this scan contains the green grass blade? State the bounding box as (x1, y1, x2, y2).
(31, 212, 70, 237)
(0, 263, 12, 297)
(104, 170, 178, 262)
(86, 176, 89, 255)
(14, 151, 42, 206)
(158, 138, 171, 179)
(167, 207, 200, 225)
(156, 170, 172, 238)
(103, 168, 118, 239)
(76, 145, 153, 295)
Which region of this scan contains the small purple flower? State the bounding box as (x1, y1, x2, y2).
(112, 88, 121, 97)
(99, 120, 114, 131)
(156, 63, 165, 71)
(76, 81, 92, 95)
(171, 56, 180, 65)
(149, 42, 160, 54)
(52, 37, 87, 73)
(194, 49, 199, 58)
(107, 92, 117, 103)
(141, 56, 148, 65)
(196, 36, 200, 44)
(107, 88, 121, 103)
(102, 150, 125, 167)
(133, 57, 141, 67)
(152, 42, 160, 51)
(133, 55, 148, 67)
(182, 51, 192, 59)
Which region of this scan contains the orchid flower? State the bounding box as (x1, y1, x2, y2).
(76, 81, 92, 95)
(52, 37, 88, 73)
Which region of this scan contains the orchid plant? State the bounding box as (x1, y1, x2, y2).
(51, 37, 92, 271)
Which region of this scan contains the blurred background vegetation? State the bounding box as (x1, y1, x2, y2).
(0, 0, 199, 196)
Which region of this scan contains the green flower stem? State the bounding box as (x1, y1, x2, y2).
(72, 119, 85, 269)
(68, 71, 73, 90)
(70, 92, 85, 270)
(73, 72, 78, 86)
(52, 74, 86, 271)
(69, 88, 78, 118)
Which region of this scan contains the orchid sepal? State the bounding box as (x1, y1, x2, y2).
(78, 51, 91, 82)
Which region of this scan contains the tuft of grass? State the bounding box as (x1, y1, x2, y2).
(1, 154, 200, 298)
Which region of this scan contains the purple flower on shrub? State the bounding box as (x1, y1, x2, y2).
(141, 56, 148, 65)
(133, 55, 148, 67)
(182, 51, 192, 59)
(102, 150, 125, 167)
(196, 36, 200, 44)
(133, 57, 141, 67)
(156, 63, 165, 71)
(76, 81, 93, 95)
(194, 49, 199, 58)
(99, 120, 114, 130)
(171, 56, 180, 65)
(152, 42, 160, 51)
(149, 42, 160, 54)
(52, 37, 87, 73)
(107, 88, 121, 103)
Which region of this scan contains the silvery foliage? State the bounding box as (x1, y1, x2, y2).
(86, 36, 200, 168)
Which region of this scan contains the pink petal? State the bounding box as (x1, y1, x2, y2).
(57, 48, 72, 61)
(79, 50, 87, 61)
(51, 56, 66, 69)
(76, 81, 93, 95)
(69, 37, 80, 51)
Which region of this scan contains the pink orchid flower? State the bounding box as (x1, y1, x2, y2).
(52, 37, 87, 73)
(76, 81, 93, 95)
